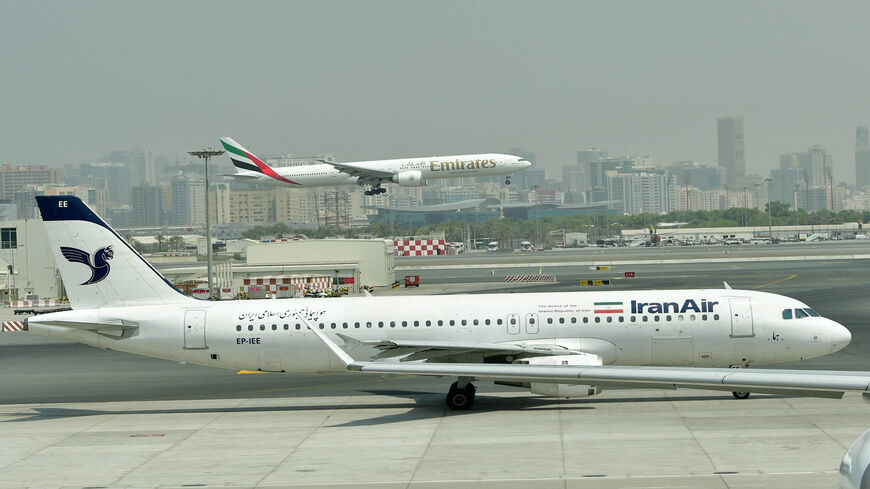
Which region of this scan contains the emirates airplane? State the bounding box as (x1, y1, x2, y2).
(17, 196, 870, 410)
(219, 137, 532, 195)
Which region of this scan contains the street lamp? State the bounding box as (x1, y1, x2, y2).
(531, 185, 540, 248)
(764, 177, 772, 238)
(188, 148, 224, 298)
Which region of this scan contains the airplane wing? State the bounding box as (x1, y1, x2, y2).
(317, 159, 394, 185)
(336, 334, 591, 361)
(313, 327, 870, 400)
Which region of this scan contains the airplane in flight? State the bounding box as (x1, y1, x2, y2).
(16, 196, 870, 410)
(219, 137, 532, 195)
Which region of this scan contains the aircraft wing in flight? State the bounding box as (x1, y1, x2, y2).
(317, 159, 394, 185)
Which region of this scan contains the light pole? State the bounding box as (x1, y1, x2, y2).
(740, 187, 747, 226)
(764, 177, 772, 238)
(794, 184, 800, 230)
(531, 185, 540, 247)
(188, 148, 224, 298)
(754, 183, 760, 226)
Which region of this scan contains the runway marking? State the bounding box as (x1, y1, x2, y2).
(236, 370, 264, 374)
(754, 274, 797, 289)
(727, 264, 741, 270)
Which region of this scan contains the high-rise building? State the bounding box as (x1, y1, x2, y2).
(130, 186, 163, 227)
(576, 148, 607, 165)
(607, 170, 674, 215)
(80, 162, 130, 204)
(770, 168, 804, 207)
(856, 127, 870, 188)
(797, 145, 832, 188)
(717, 116, 745, 190)
(169, 173, 205, 226)
(666, 161, 726, 191)
(0, 165, 63, 199)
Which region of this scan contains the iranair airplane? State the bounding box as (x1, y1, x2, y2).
(14, 196, 870, 410)
(219, 137, 532, 195)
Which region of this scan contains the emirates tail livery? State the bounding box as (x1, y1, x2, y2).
(219, 137, 532, 195)
(16, 196, 870, 410)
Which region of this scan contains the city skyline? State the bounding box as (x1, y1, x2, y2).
(2, 1, 869, 181)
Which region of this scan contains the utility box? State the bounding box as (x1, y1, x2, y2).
(247, 285, 266, 299)
(218, 287, 234, 300)
(276, 284, 294, 298)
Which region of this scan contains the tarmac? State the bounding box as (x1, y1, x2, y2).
(2, 251, 869, 488)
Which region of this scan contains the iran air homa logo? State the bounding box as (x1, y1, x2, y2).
(60, 246, 114, 285)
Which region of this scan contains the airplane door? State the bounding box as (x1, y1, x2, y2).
(184, 309, 207, 349)
(729, 298, 754, 337)
(507, 313, 520, 335)
(525, 313, 539, 334)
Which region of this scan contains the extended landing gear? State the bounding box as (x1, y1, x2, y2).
(364, 186, 387, 196)
(732, 391, 750, 399)
(446, 380, 476, 410)
(505, 176, 511, 185)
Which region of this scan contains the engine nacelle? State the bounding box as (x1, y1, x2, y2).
(392, 170, 425, 187)
(529, 353, 603, 398)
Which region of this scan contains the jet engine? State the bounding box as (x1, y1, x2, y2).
(495, 353, 604, 398)
(392, 170, 426, 187)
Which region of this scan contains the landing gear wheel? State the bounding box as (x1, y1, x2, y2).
(505, 177, 511, 185)
(446, 381, 476, 410)
(732, 391, 750, 399)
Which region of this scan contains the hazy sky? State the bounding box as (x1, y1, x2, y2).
(2, 1, 869, 181)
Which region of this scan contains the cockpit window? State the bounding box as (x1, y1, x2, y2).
(805, 308, 820, 317)
(794, 308, 809, 319)
(782, 309, 792, 320)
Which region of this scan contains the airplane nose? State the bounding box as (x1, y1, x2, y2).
(830, 322, 852, 353)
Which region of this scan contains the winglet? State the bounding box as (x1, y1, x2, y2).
(724, 281, 732, 290)
(307, 325, 360, 369)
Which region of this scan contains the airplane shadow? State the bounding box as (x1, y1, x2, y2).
(3, 391, 778, 425)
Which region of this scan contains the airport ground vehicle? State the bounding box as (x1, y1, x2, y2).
(487, 241, 500, 252)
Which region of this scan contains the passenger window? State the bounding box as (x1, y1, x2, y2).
(319, 324, 324, 329)
(689, 314, 696, 321)
(354, 322, 360, 328)
(378, 321, 384, 327)
(295, 324, 301, 330)
(426, 320, 431, 326)
(654, 316, 660, 322)
(284, 324, 289, 330)
(390, 321, 396, 327)
(806, 308, 820, 317)
(248, 325, 253, 331)
(272, 324, 277, 330)
(260, 324, 266, 331)
(401, 321, 407, 327)
(461, 320, 467, 326)
(546, 318, 552, 324)
(665, 315, 672, 321)
(510, 318, 516, 325)
(330, 323, 336, 329)
(794, 309, 808, 319)
(713, 314, 720, 320)
(485, 319, 491, 325)
(702, 314, 708, 321)
(630, 316, 636, 322)
(438, 320, 444, 326)
(450, 320, 455, 326)
(559, 317, 565, 324)
(618, 316, 624, 322)
(414, 320, 420, 327)
(642, 315, 648, 322)
(571, 317, 576, 324)
(497, 319, 503, 325)
(606, 316, 612, 323)
(677, 315, 684, 321)
(473, 319, 478, 325)
(236, 325, 241, 331)
(594, 317, 601, 323)
(583, 317, 589, 323)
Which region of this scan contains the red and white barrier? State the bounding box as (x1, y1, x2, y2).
(10, 299, 64, 308)
(2, 321, 26, 332)
(504, 274, 557, 283)
(394, 239, 446, 256)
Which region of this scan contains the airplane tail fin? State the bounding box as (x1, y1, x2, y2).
(219, 137, 299, 185)
(36, 196, 194, 309)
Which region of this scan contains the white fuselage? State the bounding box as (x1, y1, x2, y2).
(237, 153, 528, 187)
(28, 289, 848, 375)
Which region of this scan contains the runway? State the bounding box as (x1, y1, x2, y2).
(1, 254, 869, 488)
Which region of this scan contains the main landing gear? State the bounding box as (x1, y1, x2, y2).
(732, 391, 750, 399)
(364, 186, 387, 196)
(446, 380, 476, 410)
